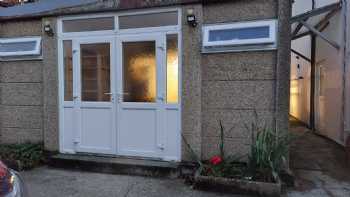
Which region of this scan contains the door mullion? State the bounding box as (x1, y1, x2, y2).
(157, 35, 167, 157)
(72, 41, 82, 149)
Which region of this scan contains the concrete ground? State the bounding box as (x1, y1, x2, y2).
(20, 120, 350, 197)
(21, 167, 248, 197)
(285, 119, 350, 197)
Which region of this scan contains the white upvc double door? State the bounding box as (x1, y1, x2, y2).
(69, 33, 178, 160)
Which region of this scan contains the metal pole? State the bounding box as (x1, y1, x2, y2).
(310, 0, 316, 130)
(310, 35, 316, 130)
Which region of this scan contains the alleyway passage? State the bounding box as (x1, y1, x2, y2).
(286, 118, 350, 197)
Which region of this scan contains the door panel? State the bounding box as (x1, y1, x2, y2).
(117, 35, 163, 158)
(80, 108, 113, 151)
(163, 108, 180, 161)
(62, 107, 74, 152)
(75, 38, 116, 155)
(119, 108, 158, 156)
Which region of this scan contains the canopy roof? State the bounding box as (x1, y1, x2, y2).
(291, 0, 342, 49)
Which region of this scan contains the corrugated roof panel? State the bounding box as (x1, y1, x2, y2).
(0, 0, 98, 17)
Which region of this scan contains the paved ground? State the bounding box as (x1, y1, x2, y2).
(285, 119, 350, 197)
(21, 167, 249, 197)
(20, 120, 350, 197)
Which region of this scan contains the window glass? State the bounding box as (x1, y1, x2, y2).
(119, 12, 178, 29)
(81, 43, 111, 102)
(166, 34, 179, 103)
(123, 41, 156, 102)
(0, 37, 41, 56)
(63, 40, 73, 101)
(209, 26, 270, 42)
(0, 41, 37, 52)
(63, 17, 115, 32)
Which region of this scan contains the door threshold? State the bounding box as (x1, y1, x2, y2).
(49, 153, 182, 178)
(74, 152, 166, 163)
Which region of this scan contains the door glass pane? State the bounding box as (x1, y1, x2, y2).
(81, 43, 110, 102)
(63, 40, 73, 101)
(166, 35, 179, 103)
(123, 41, 156, 102)
(119, 12, 178, 29)
(62, 17, 115, 32)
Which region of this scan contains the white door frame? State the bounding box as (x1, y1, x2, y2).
(57, 8, 182, 161)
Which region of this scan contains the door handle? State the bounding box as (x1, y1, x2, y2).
(157, 97, 164, 101)
(104, 93, 115, 102)
(157, 46, 165, 51)
(157, 93, 165, 101)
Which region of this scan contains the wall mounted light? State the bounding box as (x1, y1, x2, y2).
(44, 21, 54, 37)
(187, 8, 198, 27)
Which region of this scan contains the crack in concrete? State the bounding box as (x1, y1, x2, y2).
(123, 179, 137, 197)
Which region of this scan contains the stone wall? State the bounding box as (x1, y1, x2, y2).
(41, 17, 59, 151)
(200, 0, 279, 160)
(0, 0, 291, 162)
(181, 4, 203, 161)
(0, 20, 44, 144)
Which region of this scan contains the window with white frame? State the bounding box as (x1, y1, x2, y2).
(0, 37, 42, 57)
(203, 20, 277, 51)
(118, 11, 178, 29)
(62, 17, 115, 33)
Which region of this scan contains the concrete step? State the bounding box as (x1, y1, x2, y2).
(49, 154, 192, 178)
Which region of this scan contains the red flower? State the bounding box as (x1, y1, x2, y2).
(210, 156, 223, 165)
(0, 161, 7, 178)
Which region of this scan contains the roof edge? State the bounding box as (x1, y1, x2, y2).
(0, 0, 206, 21)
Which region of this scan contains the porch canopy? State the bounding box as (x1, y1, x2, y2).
(291, 0, 342, 50)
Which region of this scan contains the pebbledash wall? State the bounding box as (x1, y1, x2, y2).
(0, 0, 291, 161)
(0, 20, 44, 144)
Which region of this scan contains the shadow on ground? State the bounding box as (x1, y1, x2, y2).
(286, 118, 350, 197)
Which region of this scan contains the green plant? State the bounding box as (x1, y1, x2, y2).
(182, 123, 245, 179)
(248, 127, 290, 182)
(182, 134, 204, 171)
(0, 143, 45, 170)
(219, 120, 225, 159)
(183, 113, 291, 183)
